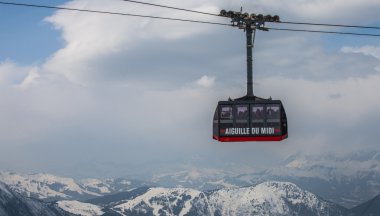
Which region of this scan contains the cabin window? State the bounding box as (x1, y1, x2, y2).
(251, 105, 264, 129)
(219, 105, 233, 135)
(235, 105, 249, 128)
(266, 105, 280, 119)
(220, 106, 233, 120)
(266, 104, 281, 125)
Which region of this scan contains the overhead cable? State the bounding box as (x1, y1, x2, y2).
(121, 0, 220, 17)
(0, 1, 230, 26)
(1, 1, 380, 37)
(121, 0, 380, 30)
(279, 21, 380, 30)
(268, 27, 380, 37)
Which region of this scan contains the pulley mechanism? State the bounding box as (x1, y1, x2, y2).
(219, 9, 280, 97)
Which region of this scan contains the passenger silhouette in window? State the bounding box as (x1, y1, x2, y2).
(252, 106, 264, 119)
(237, 106, 248, 119)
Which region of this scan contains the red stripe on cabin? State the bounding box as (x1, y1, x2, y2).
(213, 134, 288, 142)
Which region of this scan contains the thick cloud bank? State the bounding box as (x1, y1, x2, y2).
(0, 0, 380, 177)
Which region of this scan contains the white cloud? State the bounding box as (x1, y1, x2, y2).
(260, 74, 380, 126)
(0, 60, 39, 87)
(42, 0, 223, 85)
(40, 0, 380, 85)
(2, 0, 380, 176)
(243, 0, 380, 24)
(196, 75, 215, 88)
(341, 46, 380, 60)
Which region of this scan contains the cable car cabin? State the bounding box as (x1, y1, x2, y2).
(213, 96, 288, 142)
(211, 15, 288, 142)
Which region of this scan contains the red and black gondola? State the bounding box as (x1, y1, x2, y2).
(212, 10, 288, 142)
(213, 96, 288, 142)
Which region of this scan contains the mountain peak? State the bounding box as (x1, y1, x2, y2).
(109, 181, 347, 216)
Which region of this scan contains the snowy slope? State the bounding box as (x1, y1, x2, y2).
(0, 171, 152, 201)
(110, 181, 348, 216)
(3, 178, 376, 216)
(150, 151, 380, 208)
(57, 200, 104, 216)
(1, 151, 378, 209)
(260, 151, 380, 207)
(274, 151, 380, 181)
(0, 171, 101, 201)
(113, 187, 202, 216)
(79, 179, 111, 194)
(207, 182, 347, 216)
(0, 181, 73, 216)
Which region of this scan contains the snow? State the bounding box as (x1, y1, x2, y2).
(57, 200, 104, 216)
(271, 151, 380, 181)
(118, 179, 132, 185)
(2, 172, 343, 216)
(179, 196, 193, 216)
(113, 187, 201, 215)
(111, 181, 336, 216)
(0, 171, 101, 200)
(285, 158, 308, 168)
(33, 173, 87, 194)
(210, 186, 285, 215)
(80, 178, 111, 194)
(0, 172, 70, 199)
(207, 181, 330, 215)
(152, 168, 231, 183)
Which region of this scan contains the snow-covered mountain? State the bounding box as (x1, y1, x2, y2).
(3, 178, 378, 216)
(0, 171, 100, 201)
(57, 200, 104, 216)
(0, 181, 73, 216)
(82, 182, 349, 215)
(0, 171, 152, 202)
(1, 151, 379, 210)
(151, 168, 238, 190)
(109, 181, 348, 216)
(272, 151, 380, 182)
(246, 151, 380, 208)
(207, 182, 348, 216)
(149, 151, 380, 208)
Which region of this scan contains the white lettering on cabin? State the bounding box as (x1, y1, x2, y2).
(251, 128, 260, 134)
(225, 128, 250, 135)
(224, 127, 276, 135)
(260, 127, 275, 135)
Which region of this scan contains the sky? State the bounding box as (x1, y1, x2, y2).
(1, 0, 380, 179)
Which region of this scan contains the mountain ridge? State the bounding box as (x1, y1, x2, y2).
(109, 181, 349, 216)
(0, 181, 74, 216)
(3, 178, 380, 216)
(1, 151, 379, 209)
